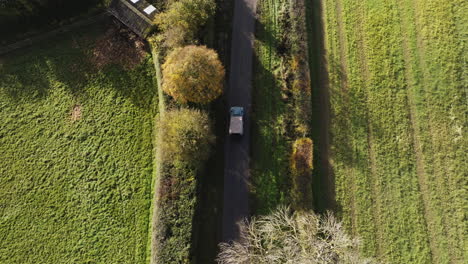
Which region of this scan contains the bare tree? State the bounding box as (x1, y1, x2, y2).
(217, 207, 379, 264)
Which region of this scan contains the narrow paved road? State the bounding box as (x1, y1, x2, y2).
(222, 0, 257, 242)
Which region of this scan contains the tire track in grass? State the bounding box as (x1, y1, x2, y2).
(411, 0, 467, 261)
(343, 0, 383, 257)
(359, 3, 393, 259)
(361, 1, 432, 262)
(323, 0, 356, 233)
(395, 1, 448, 261)
(325, 0, 380, 255)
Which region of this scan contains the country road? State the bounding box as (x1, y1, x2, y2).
(222, 0, 257, 242)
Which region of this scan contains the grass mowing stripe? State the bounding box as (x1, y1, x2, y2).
(333, 0, 359, 237)
(322, 0, 381, 256)
(361, 1, 432, 261)
(395, 0, 452, 261)
(323, 0, 353, 230)
(412, 0, 467, 261)
(341, 0, 381, 257)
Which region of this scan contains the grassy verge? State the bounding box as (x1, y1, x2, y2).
(252, 0, 313, 214)
(0, 23, 157, 263)
(315, 0, 467, 262)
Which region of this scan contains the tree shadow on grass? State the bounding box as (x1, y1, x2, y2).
(249, 13, 292, 216)
(306, 0, 384, 216)
(0, 21, 156, 110)
(249, 52, 291, 216)
(306, 0, 337, 213)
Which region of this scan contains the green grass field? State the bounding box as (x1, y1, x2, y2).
(0, 24, 157, 263)
(317, 0, 467, 262)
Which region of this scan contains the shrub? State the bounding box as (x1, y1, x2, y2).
(162, 45, 225, 104)
(154, 0, 216, 47)
(290, 137, 313, 210)
(157, 108, 215, 168)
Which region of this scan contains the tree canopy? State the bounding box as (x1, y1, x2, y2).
(157, 108, 215, 168)
(154, 0, 215, 47)
(217, 207, 378, 264)
(162, 45, 224, 104)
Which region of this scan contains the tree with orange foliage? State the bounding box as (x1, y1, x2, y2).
(162, 45, 225, 104)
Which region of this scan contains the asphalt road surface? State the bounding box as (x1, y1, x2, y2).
(222, 0, 257, 242)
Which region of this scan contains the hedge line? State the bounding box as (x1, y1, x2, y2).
(153, 162, 198, 263)
(253, 0, 314, 211)
(288, 0, 314, 211)
(149, 1, 217, 263)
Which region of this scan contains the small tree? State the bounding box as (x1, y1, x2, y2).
(154, 0, 216, 47)
(217, 207, 378, 264)
(158, 108, 215, 168)
(162, 45, 225, 104)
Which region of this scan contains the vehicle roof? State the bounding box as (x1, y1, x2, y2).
(229, 116, 243, 134)
(230, 106, 244, 116)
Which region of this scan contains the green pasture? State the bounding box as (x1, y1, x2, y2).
(318, 0, 467, 262)
(0, 24, 157, 263)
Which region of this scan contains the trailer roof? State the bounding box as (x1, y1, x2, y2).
(108, 0, 157, 37)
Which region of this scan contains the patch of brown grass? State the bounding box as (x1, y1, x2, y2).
(71, 104, 82, 121)
(90, 24, 147, 70)
(290, 137, 314, 210)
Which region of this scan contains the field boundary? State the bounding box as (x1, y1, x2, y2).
(149, 47, 166, 264)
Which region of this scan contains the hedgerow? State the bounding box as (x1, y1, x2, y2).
(252, 0, 313, 213)
(149, 1, 220, 263)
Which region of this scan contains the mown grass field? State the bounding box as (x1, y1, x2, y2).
(317, 0, 467, 262)
(0, 24, 157, 263)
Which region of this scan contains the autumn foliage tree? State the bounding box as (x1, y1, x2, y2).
(154, 0, 215, 47)
(157, 108, 215, 168)
(162, 45, 224, 104)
